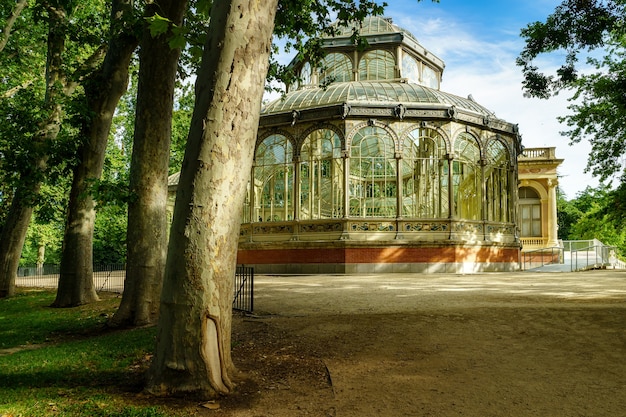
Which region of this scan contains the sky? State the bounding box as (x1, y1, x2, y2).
(380, 0, 599, 199)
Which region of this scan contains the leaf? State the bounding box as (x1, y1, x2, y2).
(146, 13, 171, 38)
(169, 25, 188, 50)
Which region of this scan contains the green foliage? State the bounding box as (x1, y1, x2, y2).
(0, 0, 113, 247)
(557, 188, 582, 239)
(518, 0, 626, 99)
(93, 205, 127, 264)
(20, 222, 64, 266)
(560, 39, 626, 182)
(19, 181, 70, 266)
(146, 13, 172, 37)
(559, 186, 626, 257)
(170, 82, 194, 174)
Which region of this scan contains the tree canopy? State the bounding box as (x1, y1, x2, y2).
(518, 0, 626, 186)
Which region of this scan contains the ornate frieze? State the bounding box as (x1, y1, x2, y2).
(453, 222, 483, 233)
(350, 221, 396, 232)
(486, 224, 515, 235)
(252, 224, 294, 234)
(300, 222, 344, 233)
(403, 222, 449, 232)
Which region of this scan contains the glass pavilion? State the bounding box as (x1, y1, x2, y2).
(236, 17, 524, 273)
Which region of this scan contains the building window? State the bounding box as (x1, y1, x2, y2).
(300, 129, 344, 219)
(485, 140, 510, 222)
(453, 133, 482, 220)
(359, 50, 395, 81)
(401, 53, 420, 84)
(254, 134, 294, 222)
(519, 187, 542, 237)
(349, 126, 396, 217)
(401, 127, 448, 218)
(300, 62, 312, 88)
(320, 53, 352, 86)
(422, 65, 438, 89)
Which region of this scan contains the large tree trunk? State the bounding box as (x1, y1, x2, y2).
(53, 0, 138, 308)
(109, 0, 188, 327)
(0, 4, 66, 299)
(146, 0, 278, 397)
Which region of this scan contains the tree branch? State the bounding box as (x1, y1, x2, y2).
(0, 0, 28, 54)
(65, 44, 108, 95)
(1, 78, 34, 99)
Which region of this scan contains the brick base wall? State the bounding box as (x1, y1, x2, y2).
(237, 245, 520, 274)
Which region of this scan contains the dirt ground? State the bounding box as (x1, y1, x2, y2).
(198, 270, 626, 417)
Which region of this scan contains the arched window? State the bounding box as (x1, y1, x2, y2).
(254, 134, 294, 222)
(401, 128, 448, 218)
(453, 133, 481, 220)
(349, 126, 396, 217)
(320, 53, 352, 86)
(485, 140, 511, 222)
(358, 50, 395, 81)
(401, 53, 420, 84)
(300, 129, 344, 220)
(519, 187, 542, 237)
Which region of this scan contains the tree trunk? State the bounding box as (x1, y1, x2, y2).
(37, 242, 45, 270)
(146, 0, 278, 397)
(53, 0, 138, 308)
(0, 4, 66, 299)
(0, 188, 37, 298)
(110, 0, 188, 327)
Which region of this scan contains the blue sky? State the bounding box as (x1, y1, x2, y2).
(382, 0, 598, 198)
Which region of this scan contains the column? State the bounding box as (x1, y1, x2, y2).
(293, 156, 300, 221)
(395, 152, 403, 219)
(546, 178, 559, 247)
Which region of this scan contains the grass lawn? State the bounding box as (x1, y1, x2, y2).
(0, 289, 191, 417)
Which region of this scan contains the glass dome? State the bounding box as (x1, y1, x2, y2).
(263, 81, 496, 118)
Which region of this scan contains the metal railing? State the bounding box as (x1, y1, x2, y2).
(15, 263, 255, 312)
(521, 247, 563, 270)
(522, 239, 625, 271)
(565, 241, 624, 271)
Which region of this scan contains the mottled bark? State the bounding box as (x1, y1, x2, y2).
(146, 0, 278, 397)
(53, 0, 138, 308)
(110, 0, 187, 326)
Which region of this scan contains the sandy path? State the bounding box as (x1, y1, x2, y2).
(217, 270, 626, 417)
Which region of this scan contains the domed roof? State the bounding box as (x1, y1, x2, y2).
(325, 16, 420, 44)
(262, 81, 497, 118)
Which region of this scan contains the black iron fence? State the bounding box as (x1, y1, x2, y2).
(16, 264, 125, 293)
(16, 263, 254, 313)
(233, 265, 254, 313)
